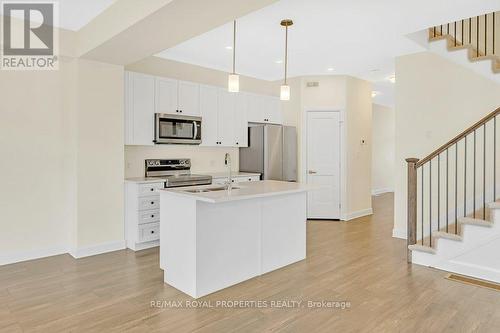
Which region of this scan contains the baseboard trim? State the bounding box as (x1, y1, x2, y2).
(437, 260, 500, 284)
(342, 208, 373, 221)
(127, 240, 159, 252)
(0, 245, 68, 266)
(69, 240, 126, 259)
(372, 188, 394, 196)
(392, 228, 407, 239)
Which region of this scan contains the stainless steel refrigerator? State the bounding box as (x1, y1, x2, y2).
(239, 124, 297, 181)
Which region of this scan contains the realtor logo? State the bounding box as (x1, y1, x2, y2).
(1, 1, 59, 70)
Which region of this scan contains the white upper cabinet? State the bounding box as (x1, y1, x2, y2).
(125, 71, 280, 147)
(200, 86, 248, 147)
(246, 93, 283, 124)
(234, 93, 248, 147)
(155, 77, 178, 115)
(199, 85, 219, 146)
(217, 89, 236, 147)
(178, 81, 200, 116)
(155, 78, 200, 116)
(125, 72, 155, 146)
(246, 93, 265, 123)
(266, 96, 283, 124)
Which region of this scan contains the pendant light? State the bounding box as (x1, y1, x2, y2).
(228, 20, 239, 92)
(280, 19, 293, 101)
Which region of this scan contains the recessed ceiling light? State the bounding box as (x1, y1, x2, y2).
(275, 59, 283, 64)
(371, 91, 380, 98)
(387, 74, 396, 83)
(225, 46, 233, 50)
(327, 67, 334, 71)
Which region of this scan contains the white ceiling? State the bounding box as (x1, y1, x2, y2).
(2, 0, 116, 31)
(156, 0, 500, 107)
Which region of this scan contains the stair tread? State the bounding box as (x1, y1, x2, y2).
(458, 217, 493, 227)
(433, 231, 463, 241)
(408, 244, 436, 254)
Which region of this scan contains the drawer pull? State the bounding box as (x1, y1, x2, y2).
(151, 231, 155, 234)
(151, 215, 155, 218)
(150, 201, 154, 205)
(150, 188, 154, 191)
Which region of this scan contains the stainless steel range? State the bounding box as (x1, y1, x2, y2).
(145, 159, 212, 188)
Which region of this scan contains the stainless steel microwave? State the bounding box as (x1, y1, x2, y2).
(154, 113, 202, 145)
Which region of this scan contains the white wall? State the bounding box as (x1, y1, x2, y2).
(0, 22, 125, 263)
(74, 59, 124, 249)
(283, 75, 372, 220)
(0, 60, 75, 263)
(394, 51, 500, 239)
(372, 103, 395, 194)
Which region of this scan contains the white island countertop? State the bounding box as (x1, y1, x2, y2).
(159, 180, 308, 203)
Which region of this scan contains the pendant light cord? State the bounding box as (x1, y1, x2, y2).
(232, 20, 236, 74)
(284, 25, 288, 85)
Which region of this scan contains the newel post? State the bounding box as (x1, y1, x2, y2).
(406, 158, 419, 263)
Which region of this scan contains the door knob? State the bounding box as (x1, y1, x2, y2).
(308, 170, 317, 174)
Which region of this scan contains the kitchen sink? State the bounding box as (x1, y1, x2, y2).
(184, 186, 240, 193)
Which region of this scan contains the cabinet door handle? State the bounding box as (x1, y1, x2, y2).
(150, 201, 154, 204)
(308, 170, 317, 174)
(151, 215, 154, 218)
(150, 230, 155, 234)
(150, 188, 154, 191)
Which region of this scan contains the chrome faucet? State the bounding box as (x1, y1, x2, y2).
(224, 153, 232, 192)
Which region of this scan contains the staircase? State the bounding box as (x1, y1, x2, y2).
(408, 11, 500, 84)
(406, 107, 500, 283)
(428, 12, 500, 75)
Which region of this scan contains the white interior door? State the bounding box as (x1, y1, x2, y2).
(306, 111, 341, 219)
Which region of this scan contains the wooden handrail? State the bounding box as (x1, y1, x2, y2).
(416, 107, 500, 168)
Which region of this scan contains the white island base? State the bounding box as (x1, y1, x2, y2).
(159, 180, 307, 298)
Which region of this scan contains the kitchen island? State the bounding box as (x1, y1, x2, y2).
(159, 180, 308, 298)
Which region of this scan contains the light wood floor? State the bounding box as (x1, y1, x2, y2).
(2, 193, 500, 332)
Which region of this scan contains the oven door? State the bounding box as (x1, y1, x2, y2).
(154, 114, 202, 144)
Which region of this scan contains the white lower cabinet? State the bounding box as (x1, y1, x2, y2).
(125, 181, 164, 251)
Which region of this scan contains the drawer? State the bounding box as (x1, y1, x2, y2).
(138, 183, 164, 197)
(138, 222, 159, 243)
(138, 209, 159, 224)
(139, 196, 159, 210)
